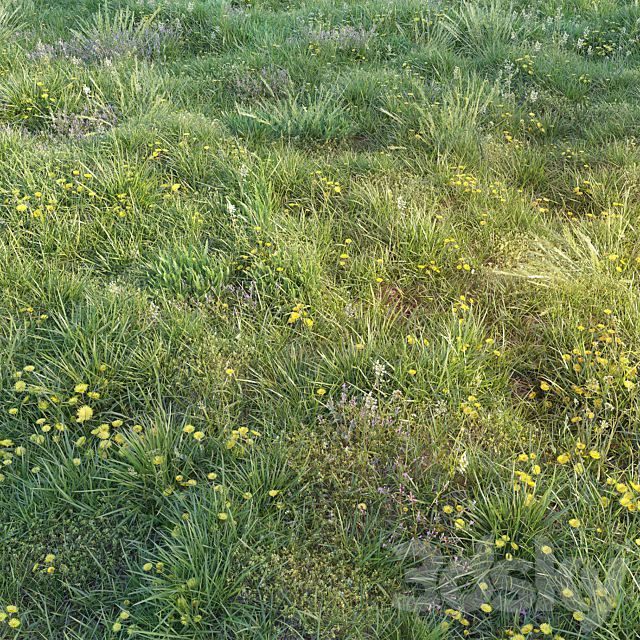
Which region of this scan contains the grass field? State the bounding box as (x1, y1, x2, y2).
(1, 0, 640, 637)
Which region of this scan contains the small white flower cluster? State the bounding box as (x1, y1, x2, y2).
(344, 302, 355, 319)
(433, 399, 448, 417)
(530, 89, 538, 103)
(239, 164, 249, 180)
(373, 359, 386, 380)
(396, 195, 407, 214)
(364, 392, 378, 413)
(148, 301, 160, 321)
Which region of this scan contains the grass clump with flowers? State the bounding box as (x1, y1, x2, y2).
(1, 0, 640, 637)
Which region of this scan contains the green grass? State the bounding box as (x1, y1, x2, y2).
(0, 0, 640, 637)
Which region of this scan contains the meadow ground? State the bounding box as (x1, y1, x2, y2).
(0, 0, 639, 637)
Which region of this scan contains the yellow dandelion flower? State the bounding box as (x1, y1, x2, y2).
(557, 453, 570, 464)
(480, 603, 492, 613)
(539, 623, 552, 634)
(8, 618, 20, 628)
(143, 563, 153, 571)
(268, 490, 280, 497)
(218, 513, 228, 520)
(76, 405, 93, 422)
(74, 383, 88, 393)
(569, 518, 580, 528)
(193, 431, 205, 440)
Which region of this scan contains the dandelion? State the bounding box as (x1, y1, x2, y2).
(6, 606, 17, 614)
(75, 383, 88, 393)
(76, 405, 93, 422)
(541, 545, 552, 555)
(225, 368, 234, 375)
(8, 408, 17, 415)
(317, 388, 326, 395)
(557, 453, 570, 463)
(143, 563, 153, 571)
(47, 566, 55, 573)
(569, 518, 581, 528)
(8, 618, 20, 628)
(269, 489, 280, 497)
(480, 603, 492, 612)
(14, 380, 26, 391)
(218, 513, 228, 520)
(539, 623, 552, 634)
(573, 611, 585, 621)
(589, 450, 601, 459)
(193, 431, 205, 440)
(112, 622, 122, 631)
